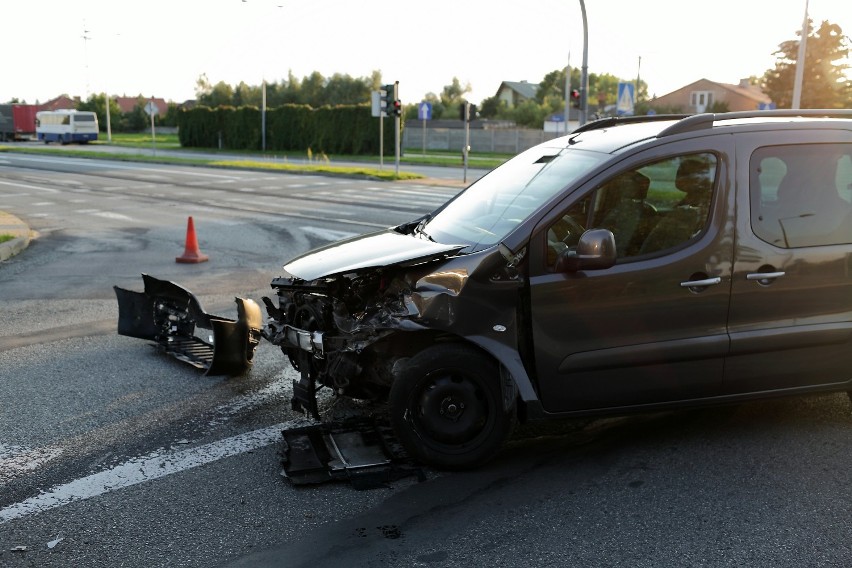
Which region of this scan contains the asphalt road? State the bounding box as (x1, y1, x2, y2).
(1, 153, 851, 567)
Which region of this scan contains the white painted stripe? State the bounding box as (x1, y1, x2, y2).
(9, 155, 242, 179)
(0, 424, 287, 524)
(92, 211, 133, 221)
(301, 226, 359, 241)
(0, 180, 60, 194)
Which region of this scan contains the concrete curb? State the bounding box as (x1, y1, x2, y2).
(0, 211, 33, 262)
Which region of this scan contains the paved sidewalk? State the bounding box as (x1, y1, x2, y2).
(0, 210, 32, 261)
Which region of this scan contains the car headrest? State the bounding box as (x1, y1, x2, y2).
(612, 170, 651, 200)
(675, 157, 713, 195)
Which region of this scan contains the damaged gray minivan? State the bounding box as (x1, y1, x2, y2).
(117, 110, 852, 469)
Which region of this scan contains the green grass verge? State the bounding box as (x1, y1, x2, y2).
(398, 153, 508, 170)
(210, 159, 423, 180)
(102, 133, 507, 169)
(0, 145, 424, 181)
(96, 133, 181, 149)
(0, 234, 14, 244)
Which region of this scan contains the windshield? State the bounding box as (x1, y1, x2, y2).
(422, 144, 606, 249)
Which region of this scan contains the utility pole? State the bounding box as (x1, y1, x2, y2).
(791, 0, 809, 109)
(82, 23, 91, 98)
(635, 55, 642, 110)
(564, 53, 571, 135)
(579, 0, 589, 126)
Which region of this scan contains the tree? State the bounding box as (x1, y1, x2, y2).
(77, 93, 121, 132)
(194, 70, 381, 110)
(762, 19, 852, 109)
(478, 95, 505, 119)
(195, 75, 236, 108)
(122, 98, 149, 132)
(535, 68, 644, 115)
(440, 77, 471, 109)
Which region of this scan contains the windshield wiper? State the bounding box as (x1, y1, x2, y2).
(415, 218, 436, 242)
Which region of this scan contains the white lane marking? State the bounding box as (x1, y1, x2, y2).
(301, 226, 359, 241)
(8, 155, 245, 179)
(91, 211, 133, 221)
(0, 423, 286, 524)
(0, 180, 60, 194)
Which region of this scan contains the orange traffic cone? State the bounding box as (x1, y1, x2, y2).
(176, 216, 209, 263)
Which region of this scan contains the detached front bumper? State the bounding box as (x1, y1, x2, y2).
(114, 274, 262, 376)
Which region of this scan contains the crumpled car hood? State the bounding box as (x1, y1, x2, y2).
(283, 229, 465, 281)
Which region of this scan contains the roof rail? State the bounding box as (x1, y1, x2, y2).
(571, 114, 690, 134)
(658, 109, 852, 137)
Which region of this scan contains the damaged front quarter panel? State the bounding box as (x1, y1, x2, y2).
(261, 239, 531, 419)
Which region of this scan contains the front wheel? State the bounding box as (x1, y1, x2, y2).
(389, 344, 515, 469)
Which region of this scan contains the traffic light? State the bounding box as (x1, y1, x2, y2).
(391, 99, 402, 117)
(571, 89, 581, 109)
(459, 102, 477, 122)
(381, 84, 396, 116)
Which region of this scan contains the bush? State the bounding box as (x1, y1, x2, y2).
(178, 103, 399, 155)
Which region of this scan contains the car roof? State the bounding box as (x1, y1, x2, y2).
(560, 110, 852, 155)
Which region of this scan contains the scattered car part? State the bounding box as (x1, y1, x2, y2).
(114, 274, 262, 376)
(280, 418, 424, 489)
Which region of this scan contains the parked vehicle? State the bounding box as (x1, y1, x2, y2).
(117, 110, 852, 470)
(0, 104, 38, 141)
(36, 109, 98, 144)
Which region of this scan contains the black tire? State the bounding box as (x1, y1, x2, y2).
(389, 344, 515, 469)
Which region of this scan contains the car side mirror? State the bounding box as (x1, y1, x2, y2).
(555, 228, 617, 272)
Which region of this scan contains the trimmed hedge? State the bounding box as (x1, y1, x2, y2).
(177, 103, 399, 155)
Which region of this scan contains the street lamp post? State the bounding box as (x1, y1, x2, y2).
(578, 0, 589, 126)
(791, 0, 809, 109)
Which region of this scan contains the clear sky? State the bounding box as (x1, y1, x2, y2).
(3, 0, 850, 107)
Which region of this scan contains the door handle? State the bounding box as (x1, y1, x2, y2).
(680, 277, 721, 288)
(746, 271, 785, 284)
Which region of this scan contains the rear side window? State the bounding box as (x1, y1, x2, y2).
(750, 144, 852, 248)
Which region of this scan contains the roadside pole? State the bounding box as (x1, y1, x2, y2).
(463, 101, 470, 184)
(145, 97, 159, 157)
(579, 0, 589, 127)
(395, 111, 400, 177)
(105, 91, 112, 143)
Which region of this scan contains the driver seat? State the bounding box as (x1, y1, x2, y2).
(597, 170, 653, 257)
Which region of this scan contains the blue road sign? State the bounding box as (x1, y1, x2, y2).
(617, 82, 635, 116)
(418, 102, 433, 120)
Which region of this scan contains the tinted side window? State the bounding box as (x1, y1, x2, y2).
(546, 153, 718, 267)
(750, 144, 852, 248)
